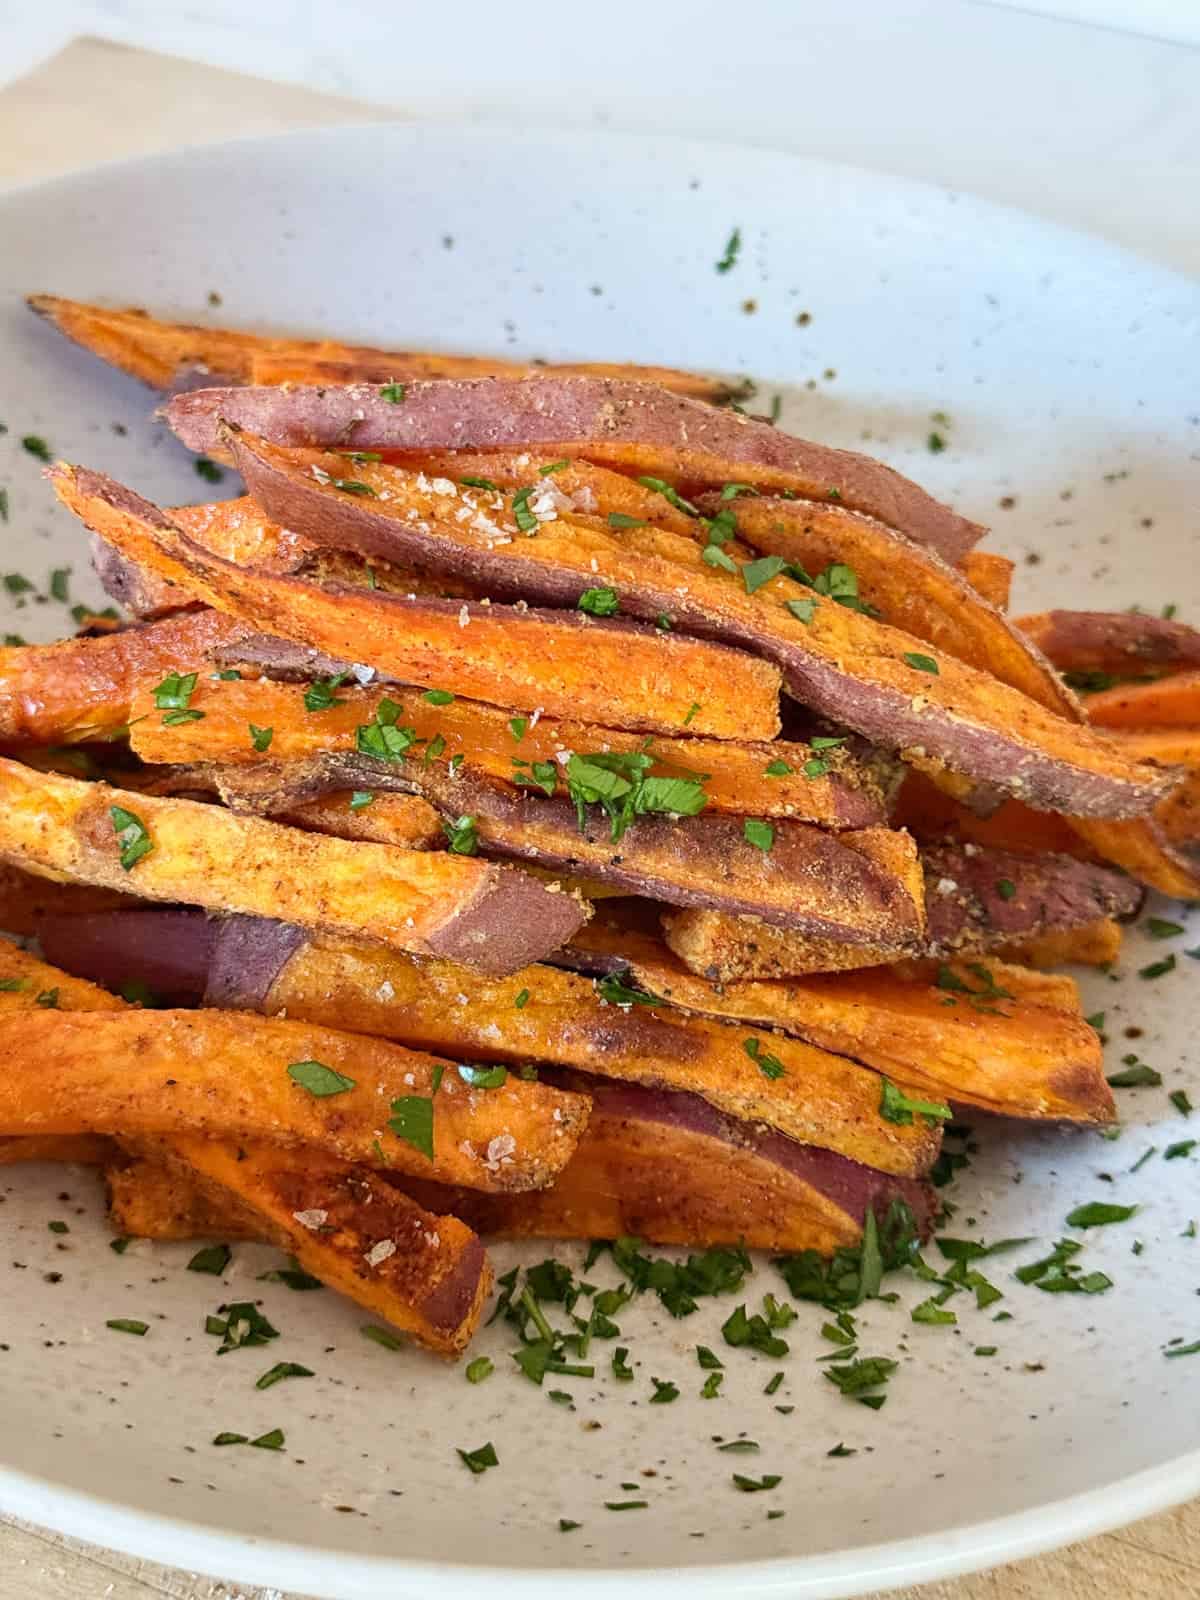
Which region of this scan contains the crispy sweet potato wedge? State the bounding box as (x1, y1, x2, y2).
(0, 758, 586, 973)
(52, 465, 782, 740)
(0, 940, 128, 1013)
(107, 1151, 259, 1238)
(959, 551, 1014, 611)
(1000, 919, 1123, 970)
(1084, 670, 1200, 728)
(154, 1138, 492, 1356)
(1110, 729, 1200, 846)
(662, 842, 1140, 980)
(703, 495, 1077, 715)
(0, 1005, 587, 1190)
(893, 770, 1083, 855)
(598, 944, 1113, 1123)
(28, 295, 737, 404)
(404, 1076, 936, 1253)
(29, 908, 939, 1178)
(110, 1086, 935, 1257)
(0, 608, 254, 743)
(196, 753, 921, 940)
(222, 434, 1168, 818)
(127, 675, 888, 827)
(165, 378, 985, 560)
(1016, 610, 1200, 677)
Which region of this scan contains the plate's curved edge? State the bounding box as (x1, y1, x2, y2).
(5, 1446, 1200, 1599)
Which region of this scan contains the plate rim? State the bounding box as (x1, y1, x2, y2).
(1, 117, 1197, 1599)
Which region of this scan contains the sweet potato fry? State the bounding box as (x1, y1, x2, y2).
(893, 770, 1083, 855)
(662, 842, 1140, 979)
(107, 1151, 259, 1238)
(959, 551, 1013, 611)
(1000, 919, 1123, 970)
(111, 1090, 935, 1258)
(222, 434, 1169, 818)
(0, 940, 128, 1013)
(127, 674, 888, 827)
(598, 944, 1113, 1123)
(404, 1077, 936, 1253)
(1109, 729, 1200, 846)
(0, 608, 253, 743)
(197, 754, 921, 940)
(0, 758, 587, 974)
(52, 465, 782, 740)
(1084, 670, 1200, 728)
(165, 377, 985, 560)
(0, 1005, 587, 1191)
(892, 956, 1082, 1011)
(693, 494, 1076, 714)
(27, 294, 737, 404)
(25, 907, 939, 1178)
(155, 1138, 492, 1356)
(1016, 610, 1200, 677)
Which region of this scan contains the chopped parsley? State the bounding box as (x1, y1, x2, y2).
(349, 790, 374, 811)
(331, 478, 377, 496)
(207, 1302, 279, 1352)
(879, 1079, 952, 1126)
(786, 597, 817, 624)
(304, 671, 350, 712)
(722, 1302, 790, 1359)
(287, 1059, 356, 1097)
(649, 1377, 680, 1404)
(1170, 1089, 1193, 1115)
(379, 384, 406, 403)
(611, 1347, 635, 1381)
(194, 457, 224, 484)
(764, 759, 791, 777)
(565, 750, 707, 842)
(424, 688, 455, 705)
(460, 474, 498, 491)
(187, 1244, 232, 1275)
(21, 435, 51, 461)
(701, 1372, 724, 1398)
(607, 512, 646, 529)
(255, 1361, 313, 1391)
(596, 970, 657, 1008)
(466, 1356, 494, 1383)
(995, 878, 1016, 900)
(443, 814, 479, 855)
(512, 486, 538, 532)
(153, 671, 200, 714)
(637, 477, 698, 515)
(1145, 917, 1184, 939)
(575, 585, 621, 621)
(458, 1064, 508, 1089)
(49, 568, 70, 603)
(927, 432, 946, 454)
(683, 701, 702, 726)
(1166, 1141, 1197, 1161)
(743, 1036, 785, 1080)
(258, 1258, 323, 1291)
(361, 1324, 406, 1350)
(34, 988, 59, 1009)
(512, 757, 558, 796)
(105, 1319, 148, 1336)
(715, 226, 742, 274)
(513, 988, 530, 1010)
(388, 1092, 436, 1160)
(213, 1428, 285, 1450)
(1107, 1062, 1162, 1088)
(823, 1356, 897, 1403)
(1164, 1341, 1200, 1359)
(1139, 954, 1176, 980)
(743, 818, 775, 851)
(249, 723, 273, 752)
(110, 805, 153, 871)
(1067, 1202, 1137, 1229)
(742, 555, 788, 595)
(732, 1474, 781, 1493)
(903, 652, 939, 675)
(508, 716, 527, 740)
(1015, 1240, 1112, 1295)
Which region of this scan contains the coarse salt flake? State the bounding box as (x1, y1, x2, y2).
(935, 877, 958, 897)
(365, 1239, 396, 1268)
(293, 1209, 327, 1231)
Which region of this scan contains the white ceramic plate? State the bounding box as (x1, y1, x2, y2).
(0, 124, 1198, 1600)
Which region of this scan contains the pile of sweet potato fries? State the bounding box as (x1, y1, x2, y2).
(0, 296, 1195, 1357)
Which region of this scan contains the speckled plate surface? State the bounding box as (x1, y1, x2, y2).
(0, 124, 1198, 1600)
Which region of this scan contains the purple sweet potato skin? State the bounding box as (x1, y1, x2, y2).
(1019, 610, 1200, 673)
(223, 433, 1168, 821)
(202, 753, 914, 941)
(205, 914, 308, 1009)
(164, 378, 985, 560)
(922, 843, 1142, 954)
(35, 909, 215, 1001)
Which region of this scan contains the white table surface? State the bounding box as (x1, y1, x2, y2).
(1, 17, 1199, 1599)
